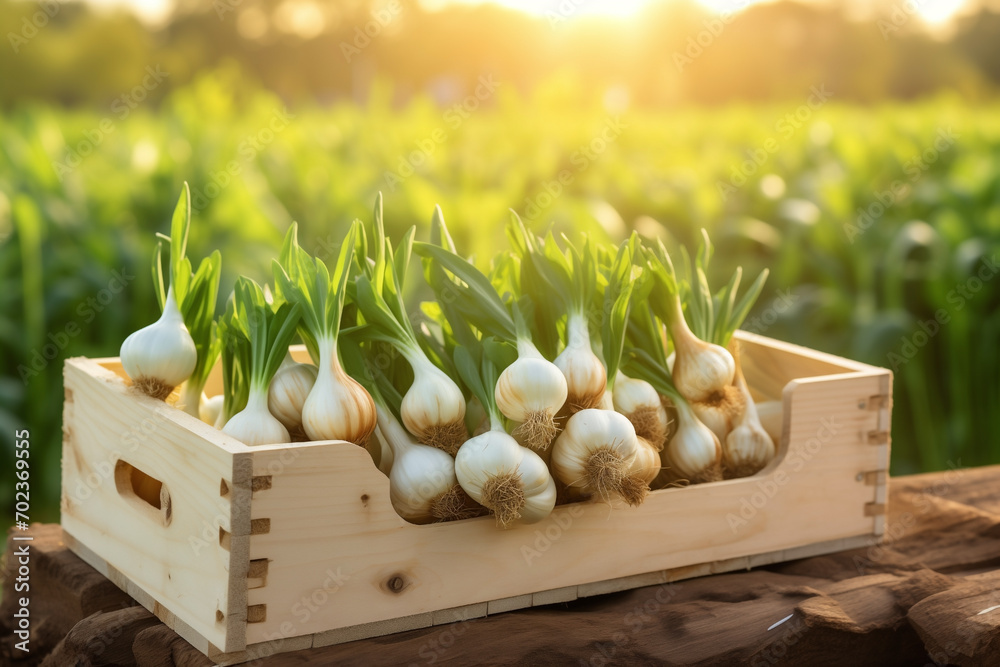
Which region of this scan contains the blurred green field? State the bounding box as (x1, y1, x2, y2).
(3, 70, 999, 528)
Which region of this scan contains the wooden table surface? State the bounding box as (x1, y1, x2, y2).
(2, 465, 999, 666)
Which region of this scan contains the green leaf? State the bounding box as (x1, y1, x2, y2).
(169, 182, 191, 301)
(412, 242, 515, 341)
(726, 268, 769, 344)
(152, 238, 165, 311)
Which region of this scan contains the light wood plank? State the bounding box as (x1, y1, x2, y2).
(61, 357, 251, 653)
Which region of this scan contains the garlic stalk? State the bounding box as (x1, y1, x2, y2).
(267, 353, 317, 438)
(663, 290, 735, 404)
(121, 184, 201, 400)
(613, 371, 670, 449)
(414, 236, 567, 452)
(555, 312, 606, 412)
(453, 346, 556, 528)
(551, 409, 648, 505)
(176, 250, 223, 418)
(644, 230, 767, 406)
(507, 217, 606, 416)
(355, 201, 467, 454)
(623, 311, 722, 485)
(273, 221, 377, 446)
(370, 424, 395, 475)
(722, 343, 775, 479)
(220, 278, 302, 447)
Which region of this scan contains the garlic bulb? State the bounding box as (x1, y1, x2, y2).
(613, 372, 670, 448)
(691, 385, 746, 442)
(200, 394, 224, 426)
(722, 348, 775, 479)
(120, 287, 197, 400)
(455, 427, 556, 528)
(401, 359, 467, 455)
(495, 341, 568, 451)
(754, 400, 783, 444)
(268, 355, 317, 436)
(222, 392, 290, 446)
(666, 297, 734, 403)
(629, 436, 662, 486)
(554, 313, 607, 413)
(302, 340, 377, 445)
(663, 400, 722, 484)
(550, 409, 649, 506)
(375, 406, 475, 523)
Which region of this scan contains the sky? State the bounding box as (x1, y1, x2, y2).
(82, 0, 976, 27)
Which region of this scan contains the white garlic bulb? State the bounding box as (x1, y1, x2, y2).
(455, 428, 556, 528)
(268, 355, 317, 435)
(222, 392, 290, 446)
(120, 287, 197, 400)
(550, 409, 648, 506)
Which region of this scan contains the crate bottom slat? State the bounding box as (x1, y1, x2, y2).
(65, 526, 879, 664)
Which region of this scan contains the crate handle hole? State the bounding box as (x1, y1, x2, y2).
(114, 460, 172, 526)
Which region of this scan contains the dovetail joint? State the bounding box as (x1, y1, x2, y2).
(251, 476, 272, 493)
(867, 430, 889, 445)
(864, 394, 890, 410)
(864, 502, 886, 517)
(247, 604, 267, 623)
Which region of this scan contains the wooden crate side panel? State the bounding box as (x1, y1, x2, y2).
(243, 369, 889, 644)
(734, 331, 880, 400)
(60, 358, 249, 652)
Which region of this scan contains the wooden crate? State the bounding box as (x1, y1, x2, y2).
(60, 331, 891, 665)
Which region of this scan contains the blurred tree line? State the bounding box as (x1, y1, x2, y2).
(2, 0, 1000, 109)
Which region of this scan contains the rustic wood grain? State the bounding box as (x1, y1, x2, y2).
(5, 465, 1000, 666)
